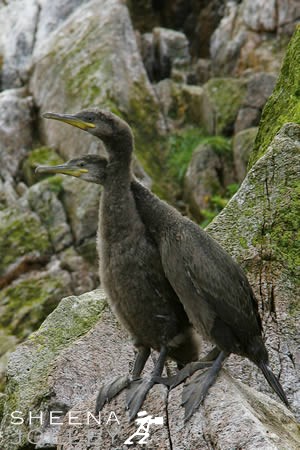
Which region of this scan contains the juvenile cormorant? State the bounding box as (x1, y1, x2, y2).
(37, 109, 289, 420)
(37, 110, 213, 420)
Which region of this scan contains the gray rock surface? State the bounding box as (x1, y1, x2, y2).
(202, 77, 247, 135)
(184, 143, 235, 219)
(235, 72, 277, 133)
(61, 176, 101, 245)
(233, 127, 258, 181)
(208, 123, 300, 418)
(30, 0, 165, 163)
(210, 0, 298, 76)
(0, 88, 33, 178)
(0, 0, 39, 88)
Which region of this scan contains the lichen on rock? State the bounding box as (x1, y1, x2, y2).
(251, 26, 300, 167)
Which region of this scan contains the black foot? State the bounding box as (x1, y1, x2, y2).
(182, 351, 227, 421)
(126, 378, 154, 421)
(154, 360, 213, 389)
(95, 374, 130, 413)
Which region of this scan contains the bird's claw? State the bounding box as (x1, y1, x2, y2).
(126, 378, 154, 421)
(95, 374, 131, 413)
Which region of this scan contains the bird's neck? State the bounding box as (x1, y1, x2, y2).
(104, 134, 133, 184)
(131, 179, 174, 235)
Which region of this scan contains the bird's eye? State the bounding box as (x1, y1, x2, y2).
(78, 162, 85, 167)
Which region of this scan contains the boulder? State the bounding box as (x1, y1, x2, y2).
(61, 177, 101, 246)
(233, 127, 258, 181)
(154, 79, 205, 129)
(0, 289, 133, 449)
(184, 142, 235, 220)
(0, 267, 72, 341)
(1, 268, 299, 449)
(0, 207, 51, 281)
(278, 1, 300, 35)
(30, 0, 166, 184)
(0, 0, 39, 88)
(21, 146, 64, 186)
(0, 88, 33, 178)
(234, 72, 277, 133)
(251, 26, 300, 167)
(242, 0, 277, 32)
(208, 123, 300, 418)
(202, 77, 247, 135)
(152, 27, 190, 81)
(24, 176, 73, 252)
(210, 0, 297, 76)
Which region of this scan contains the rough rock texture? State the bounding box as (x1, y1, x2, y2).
(208, 123, 300, 419)
(30, 0, 166, 180)
(21, 146, 64, 186)
(184, 143, 235, 220)
(1, 279, 299, 448)
(202, 77, 247, 135)
(234, 72, 276, 133)
(61, 177, 101, 246)
(0, 207, 51, 279)
(251, 26, 300, 167)
(140, 27, 190, 82)
(0, 0, 39, 88)
(154, 79, 206, 129)
(210, 0, 299, 76)
(0, 88, 33, 178)
(233, 127, 258, 182)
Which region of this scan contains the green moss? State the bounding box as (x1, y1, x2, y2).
(1, 291, 107, 444)
(0, 275, 67, 339)
(200, 183, 240, 228)
(250, 26, 300, 167)
(166, 129, 231, 183)
(22, 147, 64, 186)
(0, 209, 51, 276)
(0, 393, 6, 421)
(268, 181, 300, 273)
(65, 59, 111, 106)
(204, 78, 246, 135)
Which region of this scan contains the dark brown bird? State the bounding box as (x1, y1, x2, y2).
(36, 109, 213, 421)
(37, 109, 289, 421)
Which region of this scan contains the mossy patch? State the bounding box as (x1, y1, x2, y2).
(203, 77, 247, 135)
(250, 26, 300, 167)
(166, 129, 231, 183)
(0, 208, 51, 276)
(0, 273, 71, 340)
(1, 290, 107, 448)
(22, 146, 64, 185)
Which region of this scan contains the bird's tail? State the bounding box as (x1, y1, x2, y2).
(259, 361, 289, 406)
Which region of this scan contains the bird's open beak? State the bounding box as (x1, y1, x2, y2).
(35, 163, 88, 177)
(43, 112, 96, 130)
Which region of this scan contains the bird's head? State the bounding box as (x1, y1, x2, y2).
(43, 108, 133, 146)
(35, 155, 108, 185)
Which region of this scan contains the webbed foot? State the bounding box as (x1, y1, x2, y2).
(182, 351, 227, 421)
(95, 374, 131, 413)
(126, 378, 155, 421)
(154, 360, 213, 388)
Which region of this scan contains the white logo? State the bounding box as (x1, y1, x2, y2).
(124, 411, 164, 445)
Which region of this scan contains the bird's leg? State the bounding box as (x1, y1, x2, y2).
(95, 347, 150, 413)
(182, 350, 227, 421)
(126, 346, 168, 421)
(155, 346, 220, 388)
